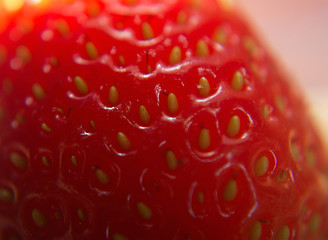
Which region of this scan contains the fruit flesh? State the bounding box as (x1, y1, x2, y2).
(0, 0, 328, 239)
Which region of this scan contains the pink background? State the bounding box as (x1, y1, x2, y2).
(238, 0, 328, 142)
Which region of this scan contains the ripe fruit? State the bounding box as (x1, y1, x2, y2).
(0, 0, 327, 239)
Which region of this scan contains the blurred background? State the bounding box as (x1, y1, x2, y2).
(238, 0, 328, 142)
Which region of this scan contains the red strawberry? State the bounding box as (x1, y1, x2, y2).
(0, 0, 327, 239)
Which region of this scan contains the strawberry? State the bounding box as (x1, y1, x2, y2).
(0, 0, 327, 239)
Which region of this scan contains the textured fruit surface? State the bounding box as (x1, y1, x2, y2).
(0, 0, 328, 239)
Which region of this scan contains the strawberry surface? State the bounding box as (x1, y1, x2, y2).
(0, 0, 328, 239)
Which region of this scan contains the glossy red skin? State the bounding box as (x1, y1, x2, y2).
(0, 0, 328, 239)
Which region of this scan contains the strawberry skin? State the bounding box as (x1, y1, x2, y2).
(0, 0, 328, 239)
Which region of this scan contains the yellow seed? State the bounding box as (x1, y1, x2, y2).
(16, 113, 25, 124)
(113, 233, 129, 240)
(17, 45, 31, 63)
(305, 149, 315, 167)
(261, 105, 270, 119)
(55, 19, 70, 36)
(41, 123, 51, 133)
(96, 169, 109, 185)
(277, 170, 287, 182)
(243, 36, 258, 58)
(166, 150, 179, 170)
(290, 142, 299, 161)
(136, 201, 152, 220)
(254, 156, 269, 177)
(190, 0, 201, 8)
(74, 76, 89, 95)
(213, 27, 227, 44)
(42, 156, 50, 167)
(86, 41, 99, 59)
(0, 45, 7, 65)
(196, 40, 209, 57)
(119, 55, 126, 66)
(32, 209, 48, 227)
(71, 155, 78, 167)
(147, 64, 152, 73)
(0, 188, 13, 203)
(276, 225, 290, 240)
(169, 46, 182, 65)
(54, 211, 62, 220)
(32, 83, 46, 100)
(90, 120, 96, 130)
(77, 208, 86, 221)
(223, 179, 237, 201)
(117, 132, 131, 151)
(3, 78, 14, 93)
(275, 96, 285, 112)
(198, 77, 210, 97)
(198, 128, 210, 150)
(50, 57, 59, 67)
(231, 71, 244, 91)
(139, 105, 150, 124)
(309, 214, 320, 232)
(197, 191, 204, 203)
(249, 221, 262, 240)
(226, 115, 240, 137)
(168, 93, 179, 114)
(57, 107, 64, 114)
(141, 22, 154, 40)
(116, 22, 124, 30)
(10, 152, 28, 170)
(177, 11, 187, 24)
(109, 86, 119, 105)
(87, 1, 100, 17)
